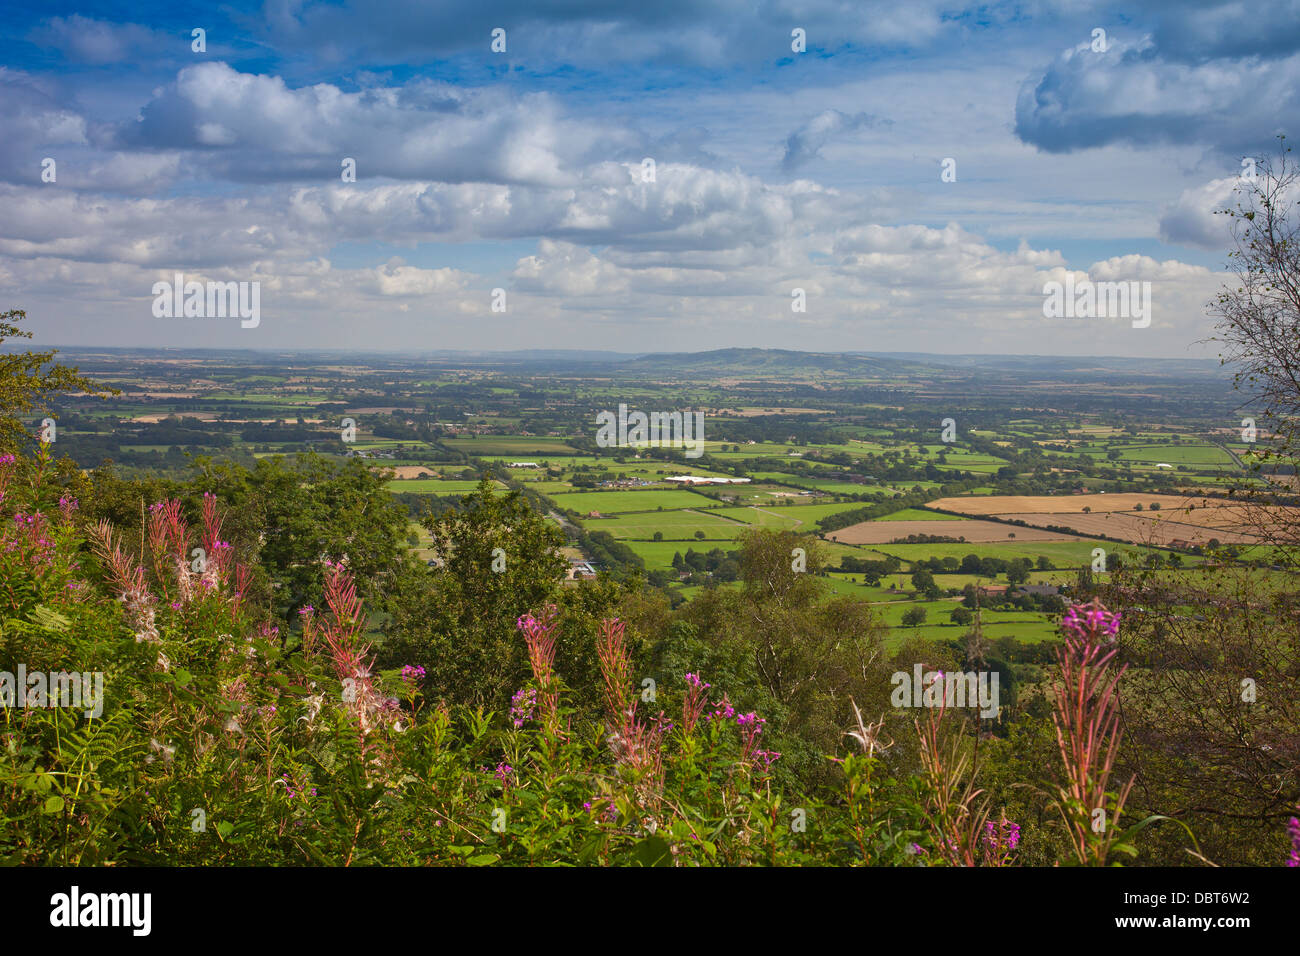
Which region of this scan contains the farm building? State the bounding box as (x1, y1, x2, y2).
(663, 476, 752, 486)
(1015, 584, 1060, 598)
(567, 559, 597, 581)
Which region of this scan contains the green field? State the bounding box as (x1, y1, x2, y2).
(873, 507, 966, 521)
(622, 539, 742, 568)
(588, 509, 749, 540)
(1115, 444, 1238, 467)
(877, 601, 1059, 647)
(512, 479, 575, 493)
(552, 489, 715, 514)
(442, 436, 580, 455)
(385, 479, 500, 494)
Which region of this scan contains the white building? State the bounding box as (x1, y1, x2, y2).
(664, 475, 752, 485)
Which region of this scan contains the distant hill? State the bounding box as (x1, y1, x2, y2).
(619, 348, 931, 377)
(858, 352, 1228, 380)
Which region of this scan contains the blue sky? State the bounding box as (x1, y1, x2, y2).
(0, 1, 1292, 356)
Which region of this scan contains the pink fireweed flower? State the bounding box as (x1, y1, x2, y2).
(509, 687, 537, 728)
(400, 664, 426, 686)
(494, 762, 513, 786)
(0, 455, 14, 505)
(682, 672, 712, 736)
(707, 695, 736, 723)
(753, 749, 781, 770)
(1061, 599, 1121, 643)
(596, 618, 633, 730)
(1051, 597, 1133, 866)
(981, 816, 1021, 865)
(736, 711, 767, 763)
(516, 605, 560, 722)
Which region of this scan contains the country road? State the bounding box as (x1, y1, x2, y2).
(548, 510, 580, 534)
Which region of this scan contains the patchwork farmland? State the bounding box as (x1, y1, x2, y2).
(40, 347, 1297, 651)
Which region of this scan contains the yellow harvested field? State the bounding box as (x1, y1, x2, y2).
(926, 493, 1287, 547)
(387, 465, 439, 478)
(928, 493, 1207, 514)
(129, 411, 222, 423)
(828, 519, 1078, 545)
(995, 512, 1258, 546)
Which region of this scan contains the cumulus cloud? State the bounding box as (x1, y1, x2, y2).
(114, 63, 629, 187)
(0, 69, 88, 184)
(1015, 35, 1299, 156)
(1158, 176, 1244, 250)
(365, 259, 469, 297)
(278, 163, 869, 252)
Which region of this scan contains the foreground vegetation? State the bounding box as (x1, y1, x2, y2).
(1, 443, 1296, 866)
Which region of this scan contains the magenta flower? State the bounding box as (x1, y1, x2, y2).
(982, 818, 1021, 855)
(509, 687, 537, 728)
(1062, 601, 1121, 642)
(706, 696, 736, 722)
(682, 672, 712, 735)
(736, 711, 767, 762)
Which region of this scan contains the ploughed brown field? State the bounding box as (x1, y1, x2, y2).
(925, 493, 1282, 547)
(827, 519, 1079, 544)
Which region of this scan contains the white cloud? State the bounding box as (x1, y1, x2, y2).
(1160, 176, 1257, 251)
(117, 63, 626, 187)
